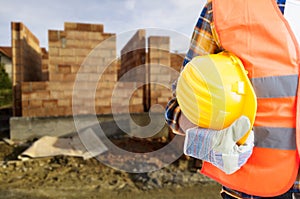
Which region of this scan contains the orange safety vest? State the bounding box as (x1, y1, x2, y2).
(201, 0, 300, 197)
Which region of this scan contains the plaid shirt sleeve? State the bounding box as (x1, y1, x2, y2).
(165, 1, 221, 135)
(182, 1, 221, 67)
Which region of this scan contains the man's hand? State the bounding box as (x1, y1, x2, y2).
(183, 116, 254, 174)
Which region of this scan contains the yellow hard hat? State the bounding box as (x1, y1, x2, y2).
(176, 51, 257, 145)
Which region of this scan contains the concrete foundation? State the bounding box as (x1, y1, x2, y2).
(10, 113, 169, 141)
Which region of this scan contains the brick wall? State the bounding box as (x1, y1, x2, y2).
(16, 23, 184, 118)
(41, 48, 49, 81)
(12, 22, 43, 116)
(118, 33, 183, 113)
(119, 29, 146, 82)
(148, 36, 173, 111)
(20, 22, 144, 117)
(119, 29, 148, 111)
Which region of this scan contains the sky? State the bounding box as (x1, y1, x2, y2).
(0, 0, 206, 54)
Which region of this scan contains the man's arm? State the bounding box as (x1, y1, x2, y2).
(165, 1, 220, 135)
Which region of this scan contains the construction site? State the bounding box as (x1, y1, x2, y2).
(0, 21, 221, 198)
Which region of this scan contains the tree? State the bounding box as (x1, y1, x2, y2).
(0, 63, 11, 89)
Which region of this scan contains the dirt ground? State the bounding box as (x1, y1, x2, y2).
(0, 136, 222, 199)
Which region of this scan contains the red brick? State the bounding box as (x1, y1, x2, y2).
(64, 107, 73, 116)
(21, 82, 32, 92)
(44, 107, 60, 117)
(58, 64, 71, 73)
(22, 93, 30, 100)
(63, 56, 77, 65)
(43, 99, 58, 107)
(87, 32, 104, 40)
(11, 22, 23, 31)
(71, 65, 80, 73)
(95, 89, 112, 98)
(59, 49, 74, 57)
(47, 82, 63, 90)
(95, 106, 112, 115)
(128, 104, 144, 113)
(48, 30, 60, 42)
(76, 56, 86, 65)
(30, 91, 50, 100)
(31, 82, 48, 91)
(30, 100, 43, 107)
(22, 109, 29, 117)
(48, 41, 61, 48)
(63, 73, 76, 81)
(49, 56, 64, 65)
(65, 22, 104, 32)
(58, 82, 74, 91)
(95, 98, 110, 106)
(76, 23, 92, 31)
(22, 100, 29, 107)
(63, 90, 73, 98)
(64, 22, 77, 31)
(74, 48, 92, 56)
(58, 99, 71, 107)
(50, 90, 64, 99)
(59, 31, 67, 38)
(91, 24, 104, 32)
(49, 73, 64, 81)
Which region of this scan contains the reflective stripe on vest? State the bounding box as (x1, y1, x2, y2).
(254, 126, 296, 150)
(251, 75, 298, 98)
(252, 75, 298, 150)
(201, 0, 300, 197)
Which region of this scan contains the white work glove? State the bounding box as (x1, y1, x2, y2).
(183, 116, 254, 174)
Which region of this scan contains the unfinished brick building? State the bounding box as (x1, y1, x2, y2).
(10, 22, 184, 140)
(12, 22, 184, 118)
